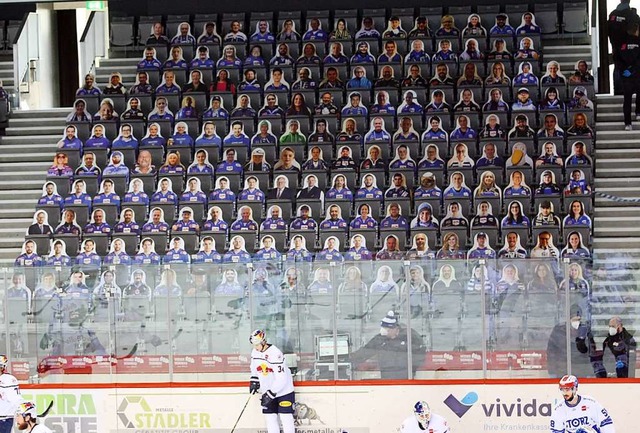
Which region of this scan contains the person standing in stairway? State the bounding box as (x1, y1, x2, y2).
(619, 20, 640, 130)
(609, 0, 640, 95)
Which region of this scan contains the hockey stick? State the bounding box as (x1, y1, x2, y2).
(112, 343, 138, 361)
(38, 400, 54, 418)
(23, 296, 56, 317)
(230, 395, 252, 433)
(38, 342, 139, 376)
(163, 328, 183, 345)
(349, 287, 397, 320)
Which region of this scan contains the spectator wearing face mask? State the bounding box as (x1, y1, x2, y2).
(578, 316, 637, 378)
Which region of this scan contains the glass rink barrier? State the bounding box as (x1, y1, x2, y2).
(0, 257, 622, 383)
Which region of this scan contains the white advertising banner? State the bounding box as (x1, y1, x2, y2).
(20, 383, 635, 433)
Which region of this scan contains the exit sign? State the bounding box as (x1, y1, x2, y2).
(86, 1, 105, 10)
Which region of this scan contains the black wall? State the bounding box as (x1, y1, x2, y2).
(108, 0, 548, 16)
(56, 9, 78, 107)
(0, 3, 35, 21)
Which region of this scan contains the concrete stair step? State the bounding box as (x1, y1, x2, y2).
(10, 108, 70, 119)
(0, 135, 60, 145)
(0, 180, 43, 190)
(0, 153, 53, 163)
(98, 58, 140, 67)
(0, 154, 54, 164)
(595, 122, 640, 131)
(595, 148, 640, 157)
(0, 197, 44, 205)
(0, 248, 22, 261)
(8, 117, 68, 127)
(544, 45, 590, 52)
(95, 64, 137, 73)
(592, 167, 640, 177)
(0, 227, 33, 236)
(0, 208, 43, 218)
(595, 196, 640, 207)
(0, 219, 32, 229)
(95, 69, 137, 78)
(596, 112, 638, 121)
(594, 179, 640, 189)
(0, 144, 57, 153)
(0, 165, 48, 175)
(6, 126, 65, 136)
(593, 130, 640, 140)
(542, 34, 591, 44)
(595, 226, 640, 235)
(594, 216, 640, 228)
(593, 247, 640, 254)
(594, 206, 640, 212)
(593, 238, 640, 248)
(594, 187, 640, 196)
(594, 139, 640, 148)
(595, 95, 623, 103)
(0, 238, 29, 249)
(5, 124, 64, 136)
(0, 189, 40, 198)
(596, 159, 640, 169)
(543, 53, 591, 63)
(595, 103, 635, 114)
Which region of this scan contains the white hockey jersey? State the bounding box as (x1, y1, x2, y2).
(0, 373, 22, 417)
(550, 395, 614, 433)
(31, 424, 54, 433)
(400, 413, 449, 433)
(250, 344, 294, 396)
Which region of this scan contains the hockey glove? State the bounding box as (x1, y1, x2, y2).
(615, 353, 628, 369)
(249, 376, 260, 394)
(261, 390, 276, 407)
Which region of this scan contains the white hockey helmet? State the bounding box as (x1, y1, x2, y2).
(559, 374, 578, 390)
(250, 329, 266, 346)
(414, 400, 431, 424)
(0, 354, 7, 370)
(16, 401, 37, 418)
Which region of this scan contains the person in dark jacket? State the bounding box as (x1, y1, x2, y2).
(609, 0, 640, 94)
(547, 310, 594, 378)
(596, 316, 635, 378)
(619, 20, 640, 130)
(351, 311, 426, 379)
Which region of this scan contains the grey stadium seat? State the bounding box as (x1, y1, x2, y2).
(110, 16, 135, 47)
(563, 2, 589, 33)
(535, 3, 560, 34)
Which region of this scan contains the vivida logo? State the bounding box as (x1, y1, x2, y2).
(444, 394, 553, 419)
(443, 392, 478, 418)
(481, 398, 552, 417)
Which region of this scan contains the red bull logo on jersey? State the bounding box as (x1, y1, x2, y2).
(257, 363, 274, 375)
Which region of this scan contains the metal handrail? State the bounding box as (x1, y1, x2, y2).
(80, 11, 96, 43)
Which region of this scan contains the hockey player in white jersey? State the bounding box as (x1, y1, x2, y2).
(0, 355, 23, 433)
(249, 329, 295, 433)
(550, 375, 615, 433)
(15, 401, 52, 433)
(401, 401, 449, 433)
